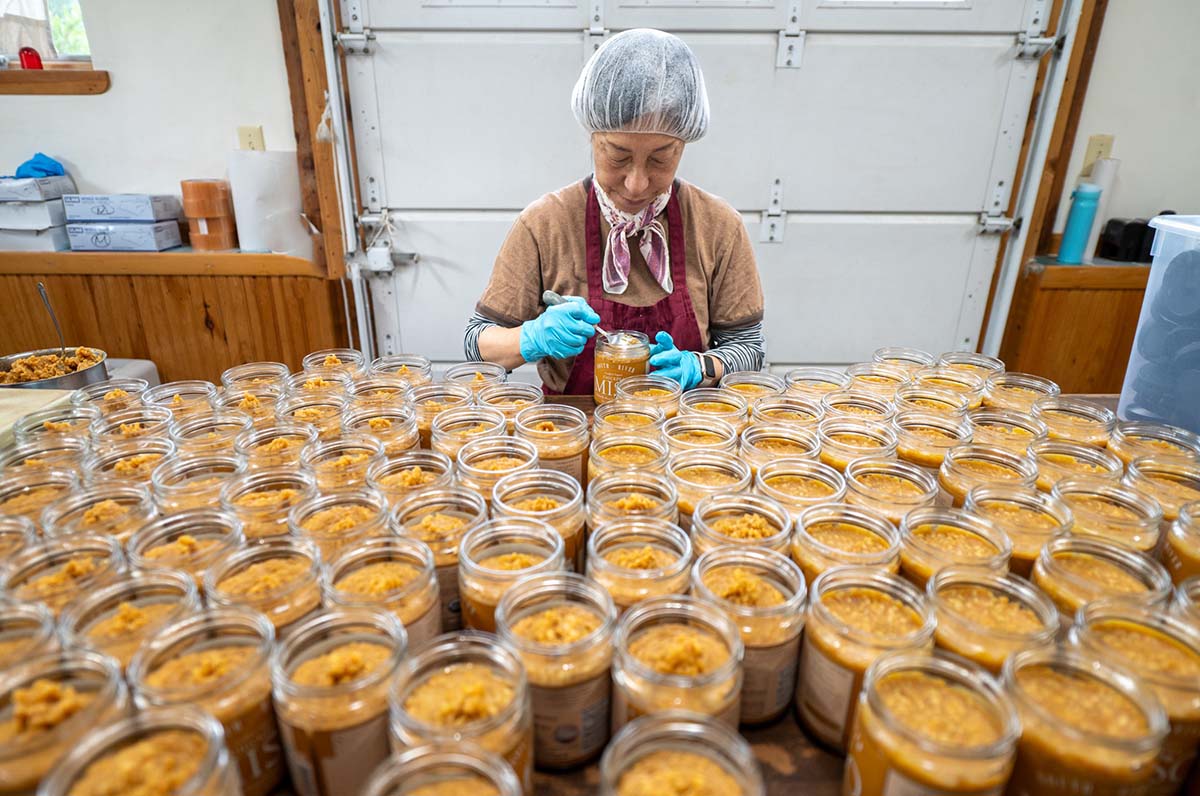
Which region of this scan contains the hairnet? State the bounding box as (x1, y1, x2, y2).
(571, 29, 710, 143)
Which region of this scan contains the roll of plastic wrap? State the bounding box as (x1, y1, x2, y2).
(227, 150, 312, 259)
(1083, 158, 1119, 262)
(181, 179, 234, 218)
(187, 215, 237, 239)
(190, 228, 239, 251)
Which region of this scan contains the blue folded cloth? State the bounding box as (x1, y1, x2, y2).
(13, 152, 66, 178)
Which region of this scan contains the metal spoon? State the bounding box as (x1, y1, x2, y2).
(541, 290, 610, 339)
(37, 282, 66, 359)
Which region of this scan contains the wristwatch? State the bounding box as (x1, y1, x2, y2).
(700, 353, 718, 381)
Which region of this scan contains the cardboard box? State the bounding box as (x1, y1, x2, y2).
(0, 175, 77, 202)
(63, 194, 182, 222)
(0, 199, 66, 231)
(66, 221, 182, 251)
(0, 226, 70, 252)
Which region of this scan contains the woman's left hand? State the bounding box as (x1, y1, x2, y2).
(648, 331, 703, 389)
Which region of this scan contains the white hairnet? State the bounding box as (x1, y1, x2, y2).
(571, 29, 710, 143)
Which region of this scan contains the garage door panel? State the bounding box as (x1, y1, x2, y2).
(605, 0, 788, 33)
(797, 0, 1035, 33)
(362, 0, 587, 31)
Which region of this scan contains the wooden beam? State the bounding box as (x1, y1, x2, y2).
(1039, 264, 1149, 290)
(0, 69, 109, 95)
(0, 251, 325, 278)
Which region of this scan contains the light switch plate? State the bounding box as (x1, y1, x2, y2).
(1081, 134, 1113, 177)
(238, 125, 266, 151)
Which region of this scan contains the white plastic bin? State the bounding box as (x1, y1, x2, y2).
(1119, 215, 1200, 433)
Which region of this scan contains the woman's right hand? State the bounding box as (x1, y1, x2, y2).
(519, 297, 600, 362)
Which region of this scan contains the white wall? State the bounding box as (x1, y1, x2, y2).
(1053, 0, 1200, 233)
(0, 0, 295, 195)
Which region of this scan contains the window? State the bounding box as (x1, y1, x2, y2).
(0, 0, 90, 61)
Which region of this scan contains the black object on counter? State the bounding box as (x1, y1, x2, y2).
(1098, 218, 1152, 261)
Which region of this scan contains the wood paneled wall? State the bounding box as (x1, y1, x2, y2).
(1, 273, 349, 383)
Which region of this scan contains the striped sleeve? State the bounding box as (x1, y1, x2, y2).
(463, 311, 500, 361)
(708, 321, 765, 374)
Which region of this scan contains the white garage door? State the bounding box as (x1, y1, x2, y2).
(338, 0, 1051, 371)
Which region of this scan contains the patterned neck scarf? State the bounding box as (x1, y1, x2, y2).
(593, 178, 672, 295)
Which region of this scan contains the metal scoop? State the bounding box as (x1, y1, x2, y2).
(542, 290, 610, 340)
(37, 282, 66, 359)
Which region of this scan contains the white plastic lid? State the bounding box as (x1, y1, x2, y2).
(1150, 215, 1200, 241)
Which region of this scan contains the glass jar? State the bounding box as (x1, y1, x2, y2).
(1032, 395, 1116, 446)
(392, 486, 488, 632)
(585, 471, 680, 533)
(445, 361, 508, 395)
(40, 481, 156, 542)
(322, 537, 441, 648)
(205, 538, 323, 636)
(1165, 503, 1200, 586)
(662, 414, 739, 455)
(234, 421, 319, 470)
(341, 404, 420, 457)
(14, 405, 101, 445)
(288, 487, 390, 561)
(817, 418, 898, 473)
(83, 436, 176, 485)
(303, 347, 366, 375)
(88, 405, 174, 447)
(276, 393, 347, 442)
(128, 607, 282, 796)
(737, 423, 820, 475)
(845, 362, 910, 400)
(0, 435, 88, 477)
(872, 346, 935, 373)
(912, 365, 985, 409)
(938, 443, 1037, 507)
(1002, 647, 1168, 796)
(216, 387, 278, 427)
(691, 547, 806, 724)
(899, 506, 1012, 589)
(1124, 455, 1200, 523)
(346, 375, 413, 411)
(792, 503, 900, 586)
(719, 370, 785, 399)
(1110, 420, 1200, 466)
(820, 389, 896, 423)
(967, 408, 1048, 454)
(361, 743, 522, 796)
(513, 404, 590, 486)
(615, 375, 682, 419)
(691, 492, 792, 556)
(493, 469, 586, 571)
(586, 518, 692, 612)
(431, 405, 507, 462)
(411, 383, 474, 449)
(964, 484, 1073, 577)
(127, 508, 245, 587)
(169, 410, 254, 456)
(755, 459, 847, 523)
(389, 632, 534, 792)
(847, 650, 1019, 796)
(151, 452, 247, 514)
(1072, 600, 1200, 796)
(478, 382, 544, 432)
(936, 350, 1005, 376)
(0, 515, 34, 562)
(221, 360, 290, 392)
(796, 566, 935, 752)
(369, 353, 433, 387)
(593, 332, 651, 405)
(1030, 438, 1123, 491)
(70, 377, 149, 416)
(891, 410, 972, 472)
(299, 433, 385, 492)
(611, 595, 744, 730)
(749, 393, 823, 427)
(678, 388, 750, 432)
(784, 366, 851, 398)
(893, 384, 971, 417)
(456, 435, 541, 506)
(982, 371, 1060, 413)
(0, 602, 57, 671)
(282, 368, 353, 399)
(495, 572, 618, 768)
(1032, 536, 1172, 623)
(1053, 476, 1164, 553)
(143, 379, 220, 419)
(928, 566, 1057, 674)
(845, 458, 938, 524)
(1, 533, 124, 617)
(366, 450, 455, 508)
(60, 569, 200, 669)
(587, 433, 669, 487)
(272, 608, 407, 796)
(0, 650, 128, 793)
(599, 714, 764, 796)
(593, 400, 665, 441)
(0, 466, 78, 530)
(458, 518, 565, 632)
(1174, 576, 1200, 627)
(219, 467, 317, 540)
(668, 449, 752, 531)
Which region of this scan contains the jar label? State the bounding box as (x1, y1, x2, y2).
(741, 636, 801, 724)
(402, 600, 442, 649)
(542, 449, 586, 486)
(280, 710, 390, 796)
(222, 692, 285, 796)
(883, 770, 1001, 796)
(435, 563, 462, 632)
(797, 634, 856, 745)
(531, 671, 611, 767)
(612, 686, 740, 732)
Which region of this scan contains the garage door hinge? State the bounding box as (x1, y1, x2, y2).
(336, 30, 375, 55)
(760, 179, 787, 243)
(1015, 33, 1058, 59)
(584, 1, 608, 57)
(979, 213, 1015, 234)
(776, 0, 804, 69)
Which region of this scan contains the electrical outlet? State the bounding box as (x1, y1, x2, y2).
(1081, 134, 1114, 177)
(238, 125, 266, 151)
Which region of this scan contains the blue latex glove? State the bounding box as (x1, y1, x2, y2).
(649, 331, 703, 390)
(519, 297, 600, 362)
(14, 153, 66, 179)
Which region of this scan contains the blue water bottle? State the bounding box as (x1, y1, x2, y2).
(1058, 182, 1102, 264)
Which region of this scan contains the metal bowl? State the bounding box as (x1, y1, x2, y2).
(0, 347, 109, 391)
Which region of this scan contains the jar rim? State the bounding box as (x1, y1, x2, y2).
(784, 366, 851, 391)
(271, 607, 407, 700)
(514, 403, 589, 437)
(0, 532, 124, 595)
(1030, 438, 1123, 476)
(615, 374, 683, 399)
(1113, 420, 1200, 457)
(690, 546, 807, 620)
(845, 457, 939, 505)
(795, 502, 900, 563)
(322, 537, 437, 607)
(40, 482, 154, 535)
(410, 382, 473, 404)
(667, 448, 751, 485)
(445, 360, 508, 380)
(599, 713, 763, 793)
(928, 565, 1058, 644)
(1073, 597, 1200, 692)
(59, 568, 200, 648)
(613, 595, 744, 689)
(1036, 536, 1171, 599)
(963, 484, 1075, 533)
(1032, 394, 1116, 427)
(943, 443, 1038, 483)
(586, 518, 692, 581)
(361, 742, 523, 796)
(1052, 475, 1164, 528)
(143, 379, 220, 404)
(692, 492, 793, 547)
(873, 346, 936, 367)
(492, 468, 584, 516)
(495, 571, 618, 658)
(458, 517, 565, 579)
(679, 387, 749, 414)
(392, 486, 489, 532)
(935, 351, 1005, 372)
(204, 537, 322, 606)
(755, 459, 848, 506)
(233, 421, 318, 458)
(88, 405, 173, 441)
(894, 384, 971, 414)
(456, 435, 540, 477)
(899, 506, 1014, 566)
(71, 377, 150, 404)
(663, 414, 738, 444)
(818, 417, 899, 449)
(287, 487, 389, 540)
(809, 565, 936, 648)
(430, 405, 507, 436)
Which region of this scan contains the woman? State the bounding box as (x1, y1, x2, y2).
(464, 28, 765, 393)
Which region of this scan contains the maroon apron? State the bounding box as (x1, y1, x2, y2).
(553, 178, 706, 396)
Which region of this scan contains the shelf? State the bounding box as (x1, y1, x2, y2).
(0, 250, 326, 278)
(0, 69, 110, 95)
